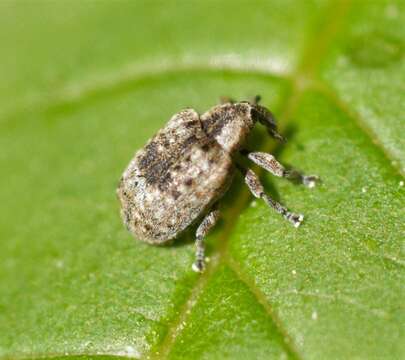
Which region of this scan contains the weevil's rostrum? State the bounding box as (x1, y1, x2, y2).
(117, 96, 318, 272)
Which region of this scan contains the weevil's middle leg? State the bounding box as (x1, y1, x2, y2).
(243, 151, 319, 188)
(192, 206, 220, 273)
(240, 166, 304, 227)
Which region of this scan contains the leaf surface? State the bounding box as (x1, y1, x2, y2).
(0, 1, 403, 359)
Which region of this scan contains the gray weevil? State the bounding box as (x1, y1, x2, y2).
(117, 96, 318, 272)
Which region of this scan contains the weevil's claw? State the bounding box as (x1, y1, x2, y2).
(303, 175, 319, 189)
(192, 260, 205, 273)
(286, 213, 304, 228)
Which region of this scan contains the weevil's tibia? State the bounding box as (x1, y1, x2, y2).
(245, 151, 319, 188)
(192, 207, 220, 273)
(241, 167, 304, 228)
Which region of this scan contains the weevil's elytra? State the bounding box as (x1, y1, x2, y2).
(117, 96, 318, 272)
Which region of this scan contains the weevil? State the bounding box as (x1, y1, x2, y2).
(117, 96, 318, 272)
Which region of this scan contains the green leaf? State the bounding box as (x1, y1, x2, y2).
(319, 0, 405, 172)
(0, 1, 403, 360)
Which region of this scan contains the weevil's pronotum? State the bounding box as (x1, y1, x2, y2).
(117, 96, 318, 272)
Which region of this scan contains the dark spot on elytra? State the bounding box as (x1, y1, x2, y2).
(137, 127, 205, 190)
(184, 135, 198, 147)
(139, 139, 174, 187)
(201, 144, 210, 152)
(171, 189, 181, 200)
(184, 178, 193, 186)
(139, 141, 159, 169)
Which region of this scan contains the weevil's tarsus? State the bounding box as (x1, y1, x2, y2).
(245, 151, 319, 188)
(242, 167, 304, 228)
(283, 169, 320, 188)
(192, 207, 220, 273)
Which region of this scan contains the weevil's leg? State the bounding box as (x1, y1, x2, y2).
(240, 166, 304, 227)
(219, 96, 235, 104)
(243, 151, 319, 188)
(192, 207, 220, 273)
(283, 168, 319, 188)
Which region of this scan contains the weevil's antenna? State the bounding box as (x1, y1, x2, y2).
(251, 95, 261, 105)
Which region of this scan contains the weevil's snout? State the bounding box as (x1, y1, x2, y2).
(251, 105, 276, 127)
(251, 104, 286, 143)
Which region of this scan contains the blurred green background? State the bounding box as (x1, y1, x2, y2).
(0, 1, 404, 359)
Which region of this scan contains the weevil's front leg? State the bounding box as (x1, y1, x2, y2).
(244, 151, 319, 188)
(192, 207, 220, 273)
(241, 167, 304, 227)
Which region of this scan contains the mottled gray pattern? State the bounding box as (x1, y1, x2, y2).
(117, 108, 233, 244)
(117, 97, 318, 272)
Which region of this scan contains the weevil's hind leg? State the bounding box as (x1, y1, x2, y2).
(243, 151, 319, 188)
(192, 206, 220, 273)
(240, 166, 304, 227)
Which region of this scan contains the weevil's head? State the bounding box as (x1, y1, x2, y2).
(201, 96, 279, 154)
